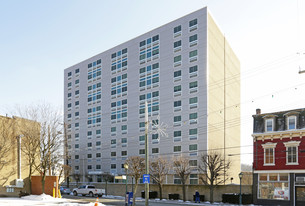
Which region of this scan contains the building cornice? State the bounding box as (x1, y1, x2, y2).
(252, 129, 305, 141)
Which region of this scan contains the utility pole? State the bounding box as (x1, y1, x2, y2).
(145, 101, 149, 206)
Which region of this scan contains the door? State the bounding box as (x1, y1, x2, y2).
(296, 186, 305, 206)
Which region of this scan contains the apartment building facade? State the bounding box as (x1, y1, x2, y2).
(64, 7, 240, 185)
(252, 108, 305, 206)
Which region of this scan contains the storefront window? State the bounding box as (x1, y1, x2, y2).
(258, 173, 289, 200)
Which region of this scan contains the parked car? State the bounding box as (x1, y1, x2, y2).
(60, 186, 72, 195)
(72, 185, 105, 197)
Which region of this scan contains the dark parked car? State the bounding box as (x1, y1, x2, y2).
(60, 186, 72, 195)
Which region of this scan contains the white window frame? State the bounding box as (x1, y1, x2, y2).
(284, 141, 300, 165)
(265, 118, 274, 132)
(287, 116, 296, 130)
(262, 142, 277, 166)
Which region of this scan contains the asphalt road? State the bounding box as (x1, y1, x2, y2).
(62, 194, 201, 206)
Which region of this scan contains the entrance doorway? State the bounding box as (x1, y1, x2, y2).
(296, 186, 305, 206)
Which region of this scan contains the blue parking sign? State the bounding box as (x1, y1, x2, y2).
(143, 174, 150, 183)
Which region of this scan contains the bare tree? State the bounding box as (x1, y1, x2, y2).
(102, 173, 114, 196)
(150, 157, 170, 200)
(18, 117, 40, 193)
(172, 155, 191, 202)
(13, 103, 63, 193)
(125, 156, 145, 206)
(198, 151, 231, 203)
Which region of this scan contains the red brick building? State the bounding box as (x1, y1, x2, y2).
(252, 108, 305, 206)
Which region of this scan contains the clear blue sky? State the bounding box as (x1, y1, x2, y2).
(1, 0, 305, 164)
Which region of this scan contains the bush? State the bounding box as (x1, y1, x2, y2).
(141, 191, 158, 199)
(222, 193, 252, 204)
(168, 193, 179, 200)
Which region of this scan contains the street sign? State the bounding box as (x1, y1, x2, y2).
(143, 174, 150, 183)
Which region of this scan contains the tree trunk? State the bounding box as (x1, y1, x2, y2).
(182, 182, 186, 202)
(132, 182, 138, 206)
(106, 181, 108, 196)
(158, 184, 162, 200)
(28, 166, 32, 193)
(41, 175, 46, 194)
(210, 186, 214, 203)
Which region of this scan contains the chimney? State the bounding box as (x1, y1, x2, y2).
(256, 108, 261, 115)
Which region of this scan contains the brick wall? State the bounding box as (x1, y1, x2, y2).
(31, 176, 59, 197)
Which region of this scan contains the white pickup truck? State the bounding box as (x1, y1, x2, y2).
(72, 185, 105, 197)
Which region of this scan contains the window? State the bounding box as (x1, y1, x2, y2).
(87, 142, 92, 148)
(111, 127, 116, 132)
(75, 112, 79, 116)
(262, 142, 277, 165)
(189, 34, 197, 42)
(189, 144, 197, 151)
(174, 25, 181, 33)
(189, 128, 198, 140)
(139, 149, 145, 155)
(189, 65, 198, 73)
(111, 164, 116, 169)
(121, 125, 127, 131)
(190, 174, 198, 184)
(68, 82, 72, 87)
(152, 148, 159, 154)
(87, 154, 92, 158)
(96, 141, 101, 146)
(189, 50, 198, 58)
(75, 155, 79, 160)
(75, 101, 79, 106)
(75, 90, 79, 95)
(96, 130, 101, 135)
(174, 101, 182, 107)
(189, 81, 198, 89)
(174, 55, 181, 63)
(75, 144, 79, 149)
(96, 165, 101, 170)
(265, 119, 273, 132)
(174, 70, 181, 78)
(152, 35, 159, 42)
(258, 173, 289, 200)
(68, 93, 72, 98)
(174, 145, 181, 152)
(174, 85, 181, 93)
(75, 79, 79, 84)
(189, 19, 197, 27)
(121, 138, 127, 144)
(174, 174, 181, 184)
(139, 122, 145, 128)
(139, 135, 145, 142)
(189, 113, 197, 120)
(111, 139, 116, 145)
(111, 152, 116, 157)
(68, 72, 72, 77)
(288, 116, 296, 130)
(189, 97, 198, 104)
(189, 160, 197, 167)
(122, 151, 127, 156)
(174, 40, 181, 48)
(96, 153, 101, 158)
(284, 141, 300, 164)
(174, 115, 181, 123)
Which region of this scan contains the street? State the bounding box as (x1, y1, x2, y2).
(62, 195, 208, 205)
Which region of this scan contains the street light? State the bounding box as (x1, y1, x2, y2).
(124, 163, 129, 206)
(239, 172, 243, 205)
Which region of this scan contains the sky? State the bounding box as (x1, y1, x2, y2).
(0, 0, 305, 164)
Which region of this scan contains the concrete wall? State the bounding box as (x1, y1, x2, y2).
(207, 12, 241, 184)
(0, 116, 40, 197)
(67, 182, 251, 202)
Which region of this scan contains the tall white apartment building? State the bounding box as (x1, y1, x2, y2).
(64, 7, 240, 184)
